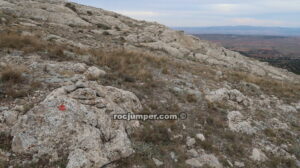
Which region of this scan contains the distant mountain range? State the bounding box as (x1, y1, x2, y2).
(173, 26, 300, 36)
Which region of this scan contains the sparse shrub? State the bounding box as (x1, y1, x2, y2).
(102, 31, 111, 36)
(30, 81, 42, 89)
(4, 87, 28, 98)
(115, 26, 121, 31)
(186, 94, 197, 103)
(0, 32, 44, 53)
(65, 3, 77, 12)
(96, 23, 111, 30)
(199, 140, 215, 152)
(0, 64, 43, 98)
(134, 124, 171, 145)
(47, 45, 67, 60)
(224, 143, 246, 157)
(264, 128, 276, 137)
(162, 67, 169, 74)
(123, 75, 136, 83)
(0, 65, 26, 84)
(205, 115, 226, 129)
(0, 132, 12, 151)
(87, 11, 93, 16)
(119, 36, 126, 42)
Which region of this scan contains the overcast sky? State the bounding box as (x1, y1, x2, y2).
(70, 0, 300, 27)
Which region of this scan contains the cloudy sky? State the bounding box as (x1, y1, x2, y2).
(70, 0, 300, 27)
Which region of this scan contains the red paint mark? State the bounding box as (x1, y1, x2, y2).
(58, 104, 66, 111)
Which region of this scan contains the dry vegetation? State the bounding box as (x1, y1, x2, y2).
(0, 64, 41, 99)
(0, 32, 44, 53)
(0, 31, 76, 61)
(224, 71, 300, 102)
(90, 49, 168, 81)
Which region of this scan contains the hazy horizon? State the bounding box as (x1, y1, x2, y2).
(70, 0, 300, 27)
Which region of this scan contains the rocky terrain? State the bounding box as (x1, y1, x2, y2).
(0, 0, 299, 168)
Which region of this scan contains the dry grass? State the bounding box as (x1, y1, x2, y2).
(96, 23, 111, 30)
(65, 2, 77, 12)
(225, 71, 300, 102)
(91, 49, 168, 83)
(0, 32, 44, 53)
(264, 157, 298, 168)
(0, 64, 42, 98)
(0, 65, 27, 84)
(117, 121, 186, 168)
(0, 31, 76, 61)
(186, 94, 197, 103)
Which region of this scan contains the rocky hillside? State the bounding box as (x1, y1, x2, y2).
(0, 0, 299, 168)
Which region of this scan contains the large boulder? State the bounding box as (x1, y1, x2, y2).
(11, 81, 142, 168)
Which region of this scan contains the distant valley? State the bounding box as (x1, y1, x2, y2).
(194, 34, 300, 75)
(174, 26, 300, 36)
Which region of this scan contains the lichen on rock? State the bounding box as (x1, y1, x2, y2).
(11, 81, 142, 167)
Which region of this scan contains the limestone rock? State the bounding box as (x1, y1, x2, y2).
(234, 161, 245, 167)
(11, 81, 142, 167)
(73, 63, 87, 73)
(267, 118, 288, 130)
(152, 158, 164, 167)
(84, 66, 106, 80)
(227, 111, 256, 135)
(294, 102, 300, 110)
(250, 148, 267, 162)
(185, 158, 202, 167)
(0, 62, 7, 69)
(185, 154, 222, 168)
(186, 137, 196, 147)
(196, 133, 205, 141)
(2, 110, 19, 126)
(278, 105, 297, 113)
(170, 152, 178, 162)
(187, 149, 198, 158)
(205, 88, 250, 107)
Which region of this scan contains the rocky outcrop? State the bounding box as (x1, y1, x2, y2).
(227, 111, 256, 135)
(11, 81, 141, 167)
(205, 88, 251, 109)
(1, 0, 299, 82)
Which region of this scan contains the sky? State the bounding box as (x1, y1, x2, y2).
(70, 0, 300, 27)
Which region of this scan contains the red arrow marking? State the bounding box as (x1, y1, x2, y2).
(58, 104, 66, 111)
